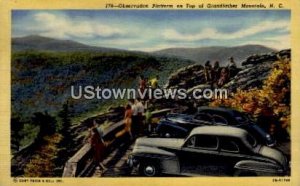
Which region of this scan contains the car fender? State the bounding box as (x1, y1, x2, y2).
(132, 146, 180, 174)
(234, 160, 283, 175)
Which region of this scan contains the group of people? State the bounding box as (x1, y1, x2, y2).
(124, 98, 149, 140)
(204, 57, 238, 87)
(87, 74, 160, 172)
(138, 75, 160, 94)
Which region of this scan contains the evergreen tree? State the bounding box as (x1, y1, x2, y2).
(56, 102, 74, 174)
(31, 111, 57, 142)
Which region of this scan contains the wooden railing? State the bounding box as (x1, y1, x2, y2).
(62, 108, 171, 177)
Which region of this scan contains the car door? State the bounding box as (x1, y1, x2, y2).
(217, 136, 256, 175)
(179, 135, 220, 175)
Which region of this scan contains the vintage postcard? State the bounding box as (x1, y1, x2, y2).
(0, 0, 299, 186)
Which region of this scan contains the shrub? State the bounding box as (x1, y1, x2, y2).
(210, 58, 290, 138)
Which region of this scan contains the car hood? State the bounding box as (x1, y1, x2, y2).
(258, 146, 287, 169)
(165, 114, 194, 124)
(135, 137, 185, 150)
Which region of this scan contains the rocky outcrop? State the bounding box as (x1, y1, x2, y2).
(165, 64, 205, 89)
(241, 49, 290, 66)
(156, 49, 291, 114)
(224, 49, 290, 92)
(165, 49, 290, 92)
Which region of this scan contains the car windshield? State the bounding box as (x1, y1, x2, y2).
(167, 113, 190, 120)
(194, 113, 213, 123)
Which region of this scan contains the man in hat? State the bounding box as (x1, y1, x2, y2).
(227, 57, 237, 69)
(227, 57, 238, 77)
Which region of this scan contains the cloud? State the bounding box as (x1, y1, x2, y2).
(130, 44, 179, 52)
(27, 12, 125, 39)
(13, 11, 290, 51)
(162, 20, 290, 41)
(243, 34, 290, 50)
(129, 42, 198, 52)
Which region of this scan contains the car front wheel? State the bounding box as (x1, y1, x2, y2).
(139, 162, 160, 177)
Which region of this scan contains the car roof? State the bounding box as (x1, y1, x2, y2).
(189, 125, 248, 139)
(198, 106, 236, 113)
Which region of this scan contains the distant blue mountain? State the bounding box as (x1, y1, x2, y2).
(153, 45, 276, 66)
(12, 35, 124, 52)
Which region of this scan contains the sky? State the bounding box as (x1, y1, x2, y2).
(12, 10, 290, 51)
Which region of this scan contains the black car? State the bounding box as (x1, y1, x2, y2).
(128, 126, 288, 177)
(156, 106, 275, 146)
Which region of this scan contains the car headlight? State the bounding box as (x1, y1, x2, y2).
(127, 155, 138, 167)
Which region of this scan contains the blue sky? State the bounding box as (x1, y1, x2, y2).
(12, 10, 290, 51)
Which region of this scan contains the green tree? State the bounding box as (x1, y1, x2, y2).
(31, 111, 57, 142)
(56, 102, 74, 174)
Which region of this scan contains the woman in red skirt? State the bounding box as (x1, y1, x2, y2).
(89, 127, 107, 171)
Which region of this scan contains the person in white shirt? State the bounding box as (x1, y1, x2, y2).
(129, 99, 138, 138)
(135, 98, 145, 136)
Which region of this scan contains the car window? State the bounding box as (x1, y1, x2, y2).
(194, 135, 218, 149)
(203, 110, 234, 124)
(186, 136, 196, 147)
(194, 113, 213, 124)
(220, 139, 239, 153)
(212, 115, 228, 125)
(246, 134, 257, 147)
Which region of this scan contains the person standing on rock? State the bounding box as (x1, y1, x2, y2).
(149, 76, 159, 104)
(150, 75, 159, 89)
(227, 57, 238, 77)
(227, 57, 237, 68)
(212, 61, 221, 83)
(218, 67, 230, 87)
(139, 75, 146, 97)
(204, 60, 212, 83)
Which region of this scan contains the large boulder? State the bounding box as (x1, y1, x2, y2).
(224, 49, 291, 92)
(165, 64, 204, 89)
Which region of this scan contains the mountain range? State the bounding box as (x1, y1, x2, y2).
(153, 45, 276, 66)
(12, 35, 276, 66)
(12, 35, 124, 53)
(11, 35, 277, 119)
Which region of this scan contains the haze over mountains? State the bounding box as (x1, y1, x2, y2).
(12, 35, 276, 66)
(11, 35, 278, 119)
(153, 45, 276, 66)
(12, 35, 124, 53)
(11, 35, 193, 119)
